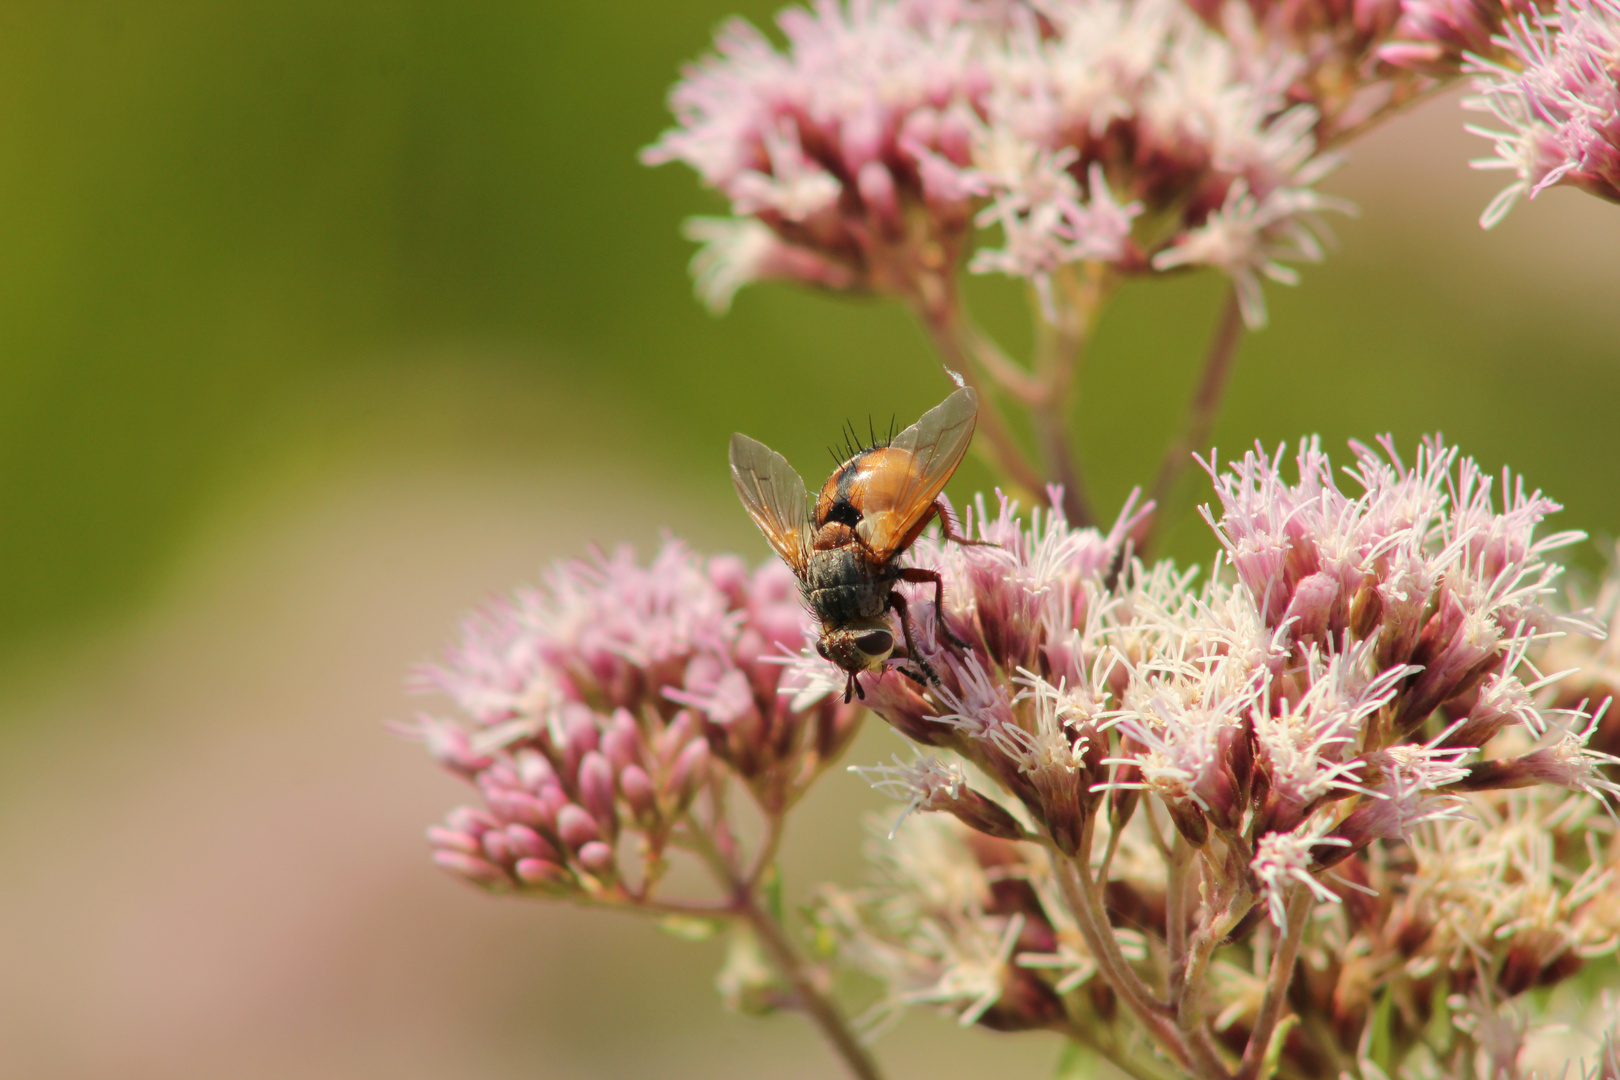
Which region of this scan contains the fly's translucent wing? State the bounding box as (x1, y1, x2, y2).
(729, 432, 813, 578)
(855, 387, 977, 560)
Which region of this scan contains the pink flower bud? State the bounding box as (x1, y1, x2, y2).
(938, 105, 973, 166)
(556, 803, 600, 850)
(840, 108, 886, 173)
(857, 161, 900, 232)
(1282, 571, 1340, 645)
(445, 806, 499, 834)
(600, 709, 645, 773)
(486, 788, 554, 831)
(513, 858, 572, 890)
(427, 825, 481, 856)
(562, 709, 600, 782)
(898, 107, 940, 154)
(619, 764, 656, 820)
(433, 850, 513, 889)
(504, 823, 558, 863)
(481, 829, 515, 865)
(946, 788, 1026, 841)
(666, 738, 710, 807)
(1349, 576, 1383, 640)
(706, 553, 751, 607)
(655, 712, 695, 765)
(1166, 800, 1210, 847)
(576, 840, 616, 878)
(578, 751, 619, 835)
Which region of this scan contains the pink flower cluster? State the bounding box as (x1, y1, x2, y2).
(812, 439, 1612, 938)
(404, 541, 862, 896)
(641, 0, 990, 311)
(645, 0, 1355, 327)
(1465, 0, 1620, 225)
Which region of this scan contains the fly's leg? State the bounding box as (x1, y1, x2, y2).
(933, 499, 998, 548)
(888, 592, 939, 686)
(898, 566, 971, 652)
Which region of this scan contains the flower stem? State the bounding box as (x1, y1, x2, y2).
(686, 818, 884, 1080)
(1047, 835, 1193, 1074)
(1139, 284, 1246, 554)
(915, 301, 1049, 498)
(737, 891, 885, 1080)
(1234, 887, 1312, 1080)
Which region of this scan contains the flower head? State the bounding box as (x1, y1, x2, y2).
(1465, 0, 1620, 225)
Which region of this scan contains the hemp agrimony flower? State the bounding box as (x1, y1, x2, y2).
(399, 1, 1620, 1076)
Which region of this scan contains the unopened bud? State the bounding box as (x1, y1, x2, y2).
(562, 709, 600, 781)
(514, 857, 573, 890)
(655, 712, 695, 764)
(486, 789, 554, 831)
(445, 806, 499, 835)
(505, 823, 559, 864)
(433, 850, 513, 889)
(946, 788, 1026, 841)
(898, 107, 939, 154)
(619, 763, 657, 821)
(1498, 930, 1577, 994)
(427, 825, 482, 856)
(481, 829, 515, 865)
(1446, 740, 1599, 793)
(857, 161, 900, 232)
(938, 105, 973, 166)
(576, 840, 617, 879)
(1283, 571, 1340, 644)
(1349, 576, 1383, 639)
(666, 738, 710, 807)
(556, 803, 601, 850)
(1165, 800, 1210, 847)
(578, 751, 619, 836)
(1110, 762, 1142, 833)
(601, 709, 645, 773)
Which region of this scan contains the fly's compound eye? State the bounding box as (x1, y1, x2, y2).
(815, 639, 832, 661)
(854, 630, 893, 657)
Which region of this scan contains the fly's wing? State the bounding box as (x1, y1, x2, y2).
(729, 433, 813, 578)
(855, 387, 977, 560)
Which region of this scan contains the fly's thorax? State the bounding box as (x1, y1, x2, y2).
(805, 547, 895, 624)
(814, 447, 915, 530)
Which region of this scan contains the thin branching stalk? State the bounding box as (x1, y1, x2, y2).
(686, 816, 885, 1080)
(1235, 887, 1313, 1080)
(1140, 284, 1246, 553)
(915, 299, 1049, 497)
(1175, 859, 1254, 1080)
(1166, 835, 1192, 1000)
(1047, 834, 1194, 1073)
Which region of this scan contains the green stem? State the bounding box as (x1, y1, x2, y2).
(686, 821, 884, 1080)
(1139, 284, 1246, 555)
(1047, 836, 1192, 1073)
(1234, 887, 1312, 1080)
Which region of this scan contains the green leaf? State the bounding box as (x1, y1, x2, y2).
(656, 914, 723, 941)
(1258, 1014, 1299, 1080)
(1052, 1040, 1093, 1079)
(760, 863, 785, 925)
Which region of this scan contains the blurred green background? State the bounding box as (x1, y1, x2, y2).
(0, 2, 1615, 1078)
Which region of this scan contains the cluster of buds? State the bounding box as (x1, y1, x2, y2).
(798, 437, 1619, 1076)
(404, 540, 862, 902)
(645, 0, 1365, 327)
